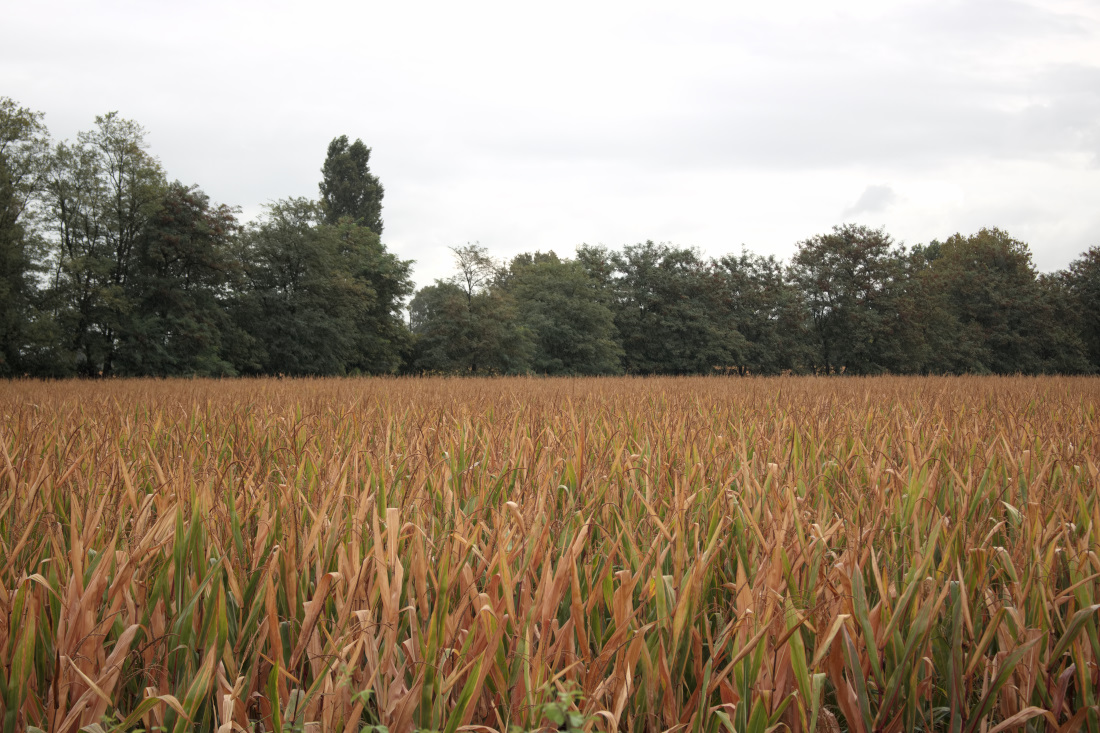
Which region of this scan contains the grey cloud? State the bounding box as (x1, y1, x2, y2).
(444, 3, 1100, 175)
(845, 185, 898, 217)
(471, 56, 1100, 176)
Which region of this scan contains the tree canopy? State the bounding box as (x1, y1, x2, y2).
(503, 251, 623, 375)
(2, 95, 1098, 379)
(319, 135, 384, 234)
(0, 98, 52, 375)
(408, 245, 532, 374)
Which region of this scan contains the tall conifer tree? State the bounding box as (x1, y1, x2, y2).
(319, 135, 384, 234)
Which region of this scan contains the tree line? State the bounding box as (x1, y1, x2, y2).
(1, 99, 412, 377)
(2, 97, 1099, 377)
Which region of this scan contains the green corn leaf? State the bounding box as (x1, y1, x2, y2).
(842, 626, 874, 733)
(851, 568, 884, 689)
(1050, 604, 1100, 661)
(266, 662, 284, 733)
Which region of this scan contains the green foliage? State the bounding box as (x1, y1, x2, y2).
(903, 240, 983, 374)
(231, 197, 361, 374)
(0, 98, 57, 375)
(43, 111, 167, 375)
(606, 241, 745, 375)
(332, 218, 415, 374)
(26, 113, 413, 378)
(790, 223, 915, 374)
(1037, 270, 1093, 374)
(408, 245, 532, 374)
(923, 228, 1067, 374)
(716, 249, 811, 374)
(4, 96, 1100, 379)
(1061, 245, 1100, 370)
(114, 182, 242, 376)
(356, 684, 586, 733)
(510, 682, 588, 733)
(320, 135, 385, 235)
(409, 282, 532, 375)
(504, 251, 623, 375)
(230, 198, 413, 375)
(449, 242, 497, 300)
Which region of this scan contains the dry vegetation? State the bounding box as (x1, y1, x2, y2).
(1, 376, 1099, 733)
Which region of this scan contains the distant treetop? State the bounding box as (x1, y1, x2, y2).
(319, 135, 384, 235)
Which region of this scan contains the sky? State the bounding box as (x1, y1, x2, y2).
(5, 0, 1100, 289)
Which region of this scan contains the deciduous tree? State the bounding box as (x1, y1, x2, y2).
(43, 112, 166, 375)
(790, 224, 913, 374)
(331, 216, 414, 374)
(230, 198, 412, 375)
(504, 251, 623, 375)
(1063, 246, 1100, 369)
(114, 182, 241, 376)
(716, 249, 811, 374)
(925, 228, 1049, 373)
(608, 242, 745, 375)
(408, 246, 532, 374)
(0, 98, 54, 375)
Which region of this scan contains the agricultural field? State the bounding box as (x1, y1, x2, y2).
(1, 376, 1099, 733)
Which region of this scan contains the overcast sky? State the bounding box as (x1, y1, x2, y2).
(5, 0, 1099, 288)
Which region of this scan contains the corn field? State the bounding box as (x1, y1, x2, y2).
(1, 376, 1099, 733)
